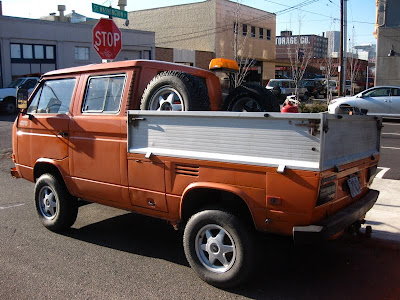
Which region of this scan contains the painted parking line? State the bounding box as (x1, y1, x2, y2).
(383, 123, 400, 126)
(0, 203, 25, 210)
(382, 133, 400, 136)
(381, 146, 400, 150)
(376, 167, 390, 179)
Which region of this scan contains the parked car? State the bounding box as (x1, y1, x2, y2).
(302, 79, 326, 98)
(0, 77, 39, 114)
(328, 80, 338, 96)
(266, 79, 307, 103)
(328, 86, 400, 117)
(345, 80, 362, 95)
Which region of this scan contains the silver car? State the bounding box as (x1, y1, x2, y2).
(328, 86, 400, 117)
(266, 79, 307, 103)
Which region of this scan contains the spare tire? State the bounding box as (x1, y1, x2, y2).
(224, 82, 280, 112)
(140, 71, 210, 111)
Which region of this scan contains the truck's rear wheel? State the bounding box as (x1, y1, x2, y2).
(224, 83, 280, 112)
(34, 174, 78, 232)
(183, 209, 254, 288)
(140, 71, 210, 111)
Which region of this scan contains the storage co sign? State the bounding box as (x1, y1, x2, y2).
(276, 36, 311, 46)
(92, 18, 122, 60)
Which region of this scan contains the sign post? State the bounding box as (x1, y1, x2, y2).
(92, 18, 122, 61)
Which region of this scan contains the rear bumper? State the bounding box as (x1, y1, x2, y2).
(293, 189, 379, 243)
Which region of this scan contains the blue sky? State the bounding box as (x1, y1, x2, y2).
(2, 0, 377, 46)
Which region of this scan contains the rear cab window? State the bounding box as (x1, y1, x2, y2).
(27, 78, 76, 114)
(82, 74, 126, 114)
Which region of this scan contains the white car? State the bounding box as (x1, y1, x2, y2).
(328, 86, 400, 117)
(0, 77, 39, 114)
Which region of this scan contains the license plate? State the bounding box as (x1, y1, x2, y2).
(347, 176, 361, 198)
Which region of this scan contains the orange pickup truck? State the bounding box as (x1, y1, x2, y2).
(11, 60, 381, 288)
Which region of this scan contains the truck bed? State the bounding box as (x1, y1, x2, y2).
(127, 111, 381, 172)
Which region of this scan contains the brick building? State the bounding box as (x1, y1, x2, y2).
(115, 0, 277, 84)
(276, 31, 328, 60)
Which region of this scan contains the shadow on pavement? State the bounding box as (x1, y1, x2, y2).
(63, 209, 400, 299)
(0, 113, 17, 122)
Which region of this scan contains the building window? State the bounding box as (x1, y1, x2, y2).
(10, 43, 56, 63)
(233, 22, 238, 34)
(46, 46, 55, 59)
(142, 50, 151, 60)
(10, 44, 21, 59)
(251, 26, 256, 38)
(75, 47, 89, 61)
(23, 45, 33, 59)
(34, 45, 44, 59)
(266, 29, 271, 40)
(259, 28, 264, 39)
(242, 24, 247, 36)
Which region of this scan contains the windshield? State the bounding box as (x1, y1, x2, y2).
(7, 78, 25, 88)
(267, 80, 280, 88)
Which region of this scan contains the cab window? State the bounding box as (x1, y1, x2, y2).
(82, 74, 126, 114)
(26, 78, 76, 114)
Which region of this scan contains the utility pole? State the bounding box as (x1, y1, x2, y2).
(339, 0, 344, 96)
(343, 0, 348, 95)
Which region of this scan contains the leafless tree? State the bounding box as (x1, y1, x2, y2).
(320, 40, 336, 102)
(287, 15, 313, 100)
(230, 1, 255, 88)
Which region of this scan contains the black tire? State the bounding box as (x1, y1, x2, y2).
(183, 209, 255, 288)
(224, 83, 280, 112)
(34, 174, 78, 232)
(3, 97, 17, 114)
(140, 70, 210, 111)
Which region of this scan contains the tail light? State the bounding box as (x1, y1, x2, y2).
(367, 165, 378, 184)
(316, 182, 336, 207)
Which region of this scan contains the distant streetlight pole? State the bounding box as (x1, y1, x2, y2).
(343, 0, 348, 95)
(339, 0, 348, 96)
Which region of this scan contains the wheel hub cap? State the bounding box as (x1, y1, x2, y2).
(195, 224, 236, 273)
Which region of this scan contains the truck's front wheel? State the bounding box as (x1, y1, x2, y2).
(34, 174, 78, 232)
(183, 209, 254, 288)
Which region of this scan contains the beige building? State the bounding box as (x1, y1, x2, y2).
(375, 0, 400, 86)
(115, 0, 276, 84)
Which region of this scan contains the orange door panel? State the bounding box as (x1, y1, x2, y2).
(127, 155, 168, 212)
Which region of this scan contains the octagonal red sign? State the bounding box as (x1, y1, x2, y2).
(93, 18, 122, 60)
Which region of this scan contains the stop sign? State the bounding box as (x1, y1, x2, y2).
(93, 18, 122, 60)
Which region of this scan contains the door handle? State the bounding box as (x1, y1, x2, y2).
(58, 132, 69, 138)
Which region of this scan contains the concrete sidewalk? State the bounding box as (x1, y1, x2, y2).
(366, 178, 400, 245)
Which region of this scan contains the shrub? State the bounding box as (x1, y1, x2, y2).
(299, 101, 328, 113)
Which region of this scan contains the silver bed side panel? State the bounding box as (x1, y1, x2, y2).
(127, 111, 381, 172)
(127, 111, 322, 171)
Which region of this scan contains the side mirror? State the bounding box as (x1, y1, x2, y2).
(17, 88, 28, 110)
